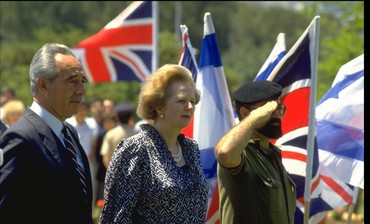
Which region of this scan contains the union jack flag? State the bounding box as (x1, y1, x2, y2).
(72, 1, 157, 83)
(178, 25, 198, 82)
(265, 16, 326, 223)
(179, 25, 198, 140)
(262, 16, 355, 223)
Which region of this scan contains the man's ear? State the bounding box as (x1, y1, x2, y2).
(240, 106, 250, 118)
(36, 78, 48, 93)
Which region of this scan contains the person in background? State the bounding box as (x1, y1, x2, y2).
(94, 111, 118, 206)
(103, 98, 115, 115)
(99, 64, 209, 223)
(215, 80, 296, 224)
(1, 99, 25, 127)
(66, 98, 97, 207)
(86, 96, 105, 142)
(0, 87, 16, 120)
(85, 97, 105, 203)
(0, 43, 93, 223)
(100, 102, 137, 169)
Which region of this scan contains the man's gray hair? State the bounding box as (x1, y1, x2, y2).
(29, 43, 76, 96)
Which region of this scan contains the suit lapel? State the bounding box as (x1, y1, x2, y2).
(24, 110, 64, 167)
(25, 110, 92, 207)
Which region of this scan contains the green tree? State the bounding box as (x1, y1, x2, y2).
(317, 2, 364, 100)
(300, 2, 363, 100)
(0, 1, 363, 107)
(223, 4, 309, 85)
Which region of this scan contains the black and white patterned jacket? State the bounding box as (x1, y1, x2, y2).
(99, 124, 209, 224)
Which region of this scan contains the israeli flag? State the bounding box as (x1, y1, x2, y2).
(316, 54, 364, 189)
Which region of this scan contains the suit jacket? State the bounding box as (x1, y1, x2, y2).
(0, 109, 93, 224)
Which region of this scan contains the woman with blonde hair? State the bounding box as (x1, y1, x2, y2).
(2, 99, 25, 127)
(99, 64, 209, 223)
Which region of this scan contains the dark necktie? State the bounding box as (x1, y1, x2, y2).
(62, 125, 87, 200)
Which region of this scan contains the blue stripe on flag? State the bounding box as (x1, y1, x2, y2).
(127, 1, 152, 19)
(317, 121, 364, 161)
(309, 197, 335, 215)
(199, 148, 218, 179)
(272, 35, 311, 88)
(317, 70, 364, 105)
(180, 46, 198, 81)
(199, 34, 223, 68)
(255, 51, 286, 81)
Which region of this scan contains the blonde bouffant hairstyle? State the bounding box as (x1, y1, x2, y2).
(137, 64, 200, 120)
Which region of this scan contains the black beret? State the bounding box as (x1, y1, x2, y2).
(232, 80, 282, 104)
(115, 103, 134, 115)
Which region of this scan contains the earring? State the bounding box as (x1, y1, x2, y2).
(159, 113, 164, 118)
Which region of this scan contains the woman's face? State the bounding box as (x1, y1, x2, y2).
(160, 80, 196, 132)
(5, 110, 23, 126)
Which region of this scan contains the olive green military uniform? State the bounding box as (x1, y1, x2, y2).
(218, 139, 296, 224)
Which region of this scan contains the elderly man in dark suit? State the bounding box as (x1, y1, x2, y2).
(0, 43, 93, 224)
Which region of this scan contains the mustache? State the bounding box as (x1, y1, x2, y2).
(258, 117, 283, 139)
(270, 118, 281, 125)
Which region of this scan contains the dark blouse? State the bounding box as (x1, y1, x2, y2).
(99, 124, 209, 224)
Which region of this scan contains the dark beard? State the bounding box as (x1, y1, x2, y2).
(257, 118, 283, 139)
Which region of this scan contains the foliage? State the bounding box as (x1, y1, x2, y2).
(158, 31, 182, 66)
(0, 1, 364, 108)
(301, 2, 364, 100)
(317, 2, 364, 99)
(224, 4, 310, 83)
(0, 42, 39, 105)
(0, 1, 129, 44)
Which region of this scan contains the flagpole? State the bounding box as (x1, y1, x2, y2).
(346, 186, 360, 224)
(303, 15, 320, 224)
(175, 1, 182, 43)
(152, 1, 159, 72)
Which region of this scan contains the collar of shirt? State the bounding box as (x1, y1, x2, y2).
(29, 101, 64, 141)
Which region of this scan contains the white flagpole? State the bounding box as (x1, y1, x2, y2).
(346, 186, 360, 224)
(303, 15, 320, 224)
(179, 25, 199, 70)
(175, 1, 182, 42)
(152, 1, 159, 72)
